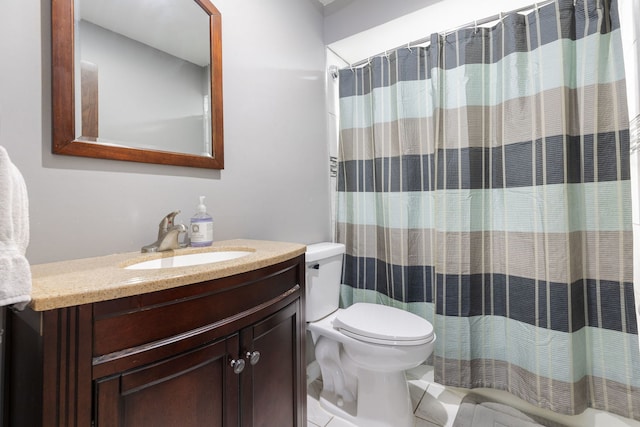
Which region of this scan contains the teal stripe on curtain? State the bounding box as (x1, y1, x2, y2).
(336, 0, 640, 419)
(340, 38, 627, 123)
(336, 183, 633, 232)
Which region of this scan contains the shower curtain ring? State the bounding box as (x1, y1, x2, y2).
(328, 65, 339, 80)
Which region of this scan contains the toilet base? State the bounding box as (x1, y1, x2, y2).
(319, 368, 414, 427)
(319, 393, 357, 425)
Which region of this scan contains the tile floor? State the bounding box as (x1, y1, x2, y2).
(307, 364, 466, 427)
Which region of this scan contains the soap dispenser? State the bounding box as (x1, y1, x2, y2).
(190, 196, 213, 247)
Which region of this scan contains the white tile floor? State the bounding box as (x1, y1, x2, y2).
(307, 364, 640, 427)
(307, 364, 467, 427)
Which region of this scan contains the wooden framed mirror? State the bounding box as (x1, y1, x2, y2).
(52, 0, 224, 169)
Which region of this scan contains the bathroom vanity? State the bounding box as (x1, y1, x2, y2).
(5, 240, 306, 427)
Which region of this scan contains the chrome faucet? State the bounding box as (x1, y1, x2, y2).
(141, 210, 187, 253)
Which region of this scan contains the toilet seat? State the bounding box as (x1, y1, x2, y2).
(333, 303, 434, 346)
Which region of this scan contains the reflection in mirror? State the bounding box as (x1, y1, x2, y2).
(76, 0, 211, 156)
(52, 0, 224, 169)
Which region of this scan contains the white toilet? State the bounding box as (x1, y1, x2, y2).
(306, 242, 436, 427)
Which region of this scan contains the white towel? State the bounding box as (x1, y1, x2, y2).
(0, 146, 31, 310)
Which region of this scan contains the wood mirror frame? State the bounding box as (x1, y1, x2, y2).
(51, 0, 224, 169)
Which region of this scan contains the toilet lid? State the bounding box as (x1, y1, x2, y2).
(333, 303, 435, 346)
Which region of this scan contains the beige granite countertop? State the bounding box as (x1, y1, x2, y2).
(29, 239, 306, 311)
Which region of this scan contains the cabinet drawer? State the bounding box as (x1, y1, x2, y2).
(92, 258, 301, 359)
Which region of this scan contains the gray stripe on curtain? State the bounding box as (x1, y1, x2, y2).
(338, 131, 630, 191)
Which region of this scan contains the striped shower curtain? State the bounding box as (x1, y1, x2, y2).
(336, 0, 640, 419)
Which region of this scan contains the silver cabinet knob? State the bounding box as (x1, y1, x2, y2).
(246, 351, 261, 365)
(230, 358, 245, 374)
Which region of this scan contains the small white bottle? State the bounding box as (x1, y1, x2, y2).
(190, 196, 213, 247)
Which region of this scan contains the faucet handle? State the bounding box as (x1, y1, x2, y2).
(158, 210, 181, 237)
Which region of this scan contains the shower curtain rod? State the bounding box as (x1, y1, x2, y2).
(344, 0, 556, 69)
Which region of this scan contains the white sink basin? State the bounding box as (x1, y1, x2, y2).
(125, 250, 252, 270)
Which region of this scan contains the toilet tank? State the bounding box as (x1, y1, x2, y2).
(305, 242, 345, 322)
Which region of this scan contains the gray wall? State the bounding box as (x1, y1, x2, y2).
(0, 0, 331, 264)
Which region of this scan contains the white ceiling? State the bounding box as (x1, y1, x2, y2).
(79, 0, 211, 67)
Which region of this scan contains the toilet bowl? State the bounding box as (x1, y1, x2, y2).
(305, 243, 436, 427)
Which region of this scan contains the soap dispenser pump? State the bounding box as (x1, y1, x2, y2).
(190, 196, 213, 247)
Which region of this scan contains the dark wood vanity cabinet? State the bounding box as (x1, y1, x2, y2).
(6, 255, 306, 427)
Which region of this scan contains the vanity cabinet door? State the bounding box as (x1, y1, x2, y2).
(240, 300, 304, 427)
(94, 335, 240, 427)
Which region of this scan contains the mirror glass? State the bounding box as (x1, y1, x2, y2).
(52, 0, 224, 169)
